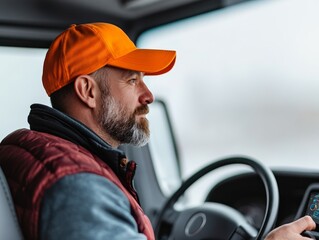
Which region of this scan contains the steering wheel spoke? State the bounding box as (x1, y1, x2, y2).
(166, 203, 257, 240)
(156, 208, 181, 239)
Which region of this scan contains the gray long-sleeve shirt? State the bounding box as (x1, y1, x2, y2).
(40, 173, 147, 240)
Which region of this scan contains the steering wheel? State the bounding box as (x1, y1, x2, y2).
(155, 156, 279, 240)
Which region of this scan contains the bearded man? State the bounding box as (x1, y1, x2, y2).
(0, 22, 175, 240)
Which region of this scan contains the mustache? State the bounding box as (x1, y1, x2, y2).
(134, 105, 149, 115)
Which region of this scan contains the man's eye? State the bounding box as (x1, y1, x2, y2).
(129, 79, 137, 84)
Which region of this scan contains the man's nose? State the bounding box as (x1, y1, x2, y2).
(139, 83, 154, 105)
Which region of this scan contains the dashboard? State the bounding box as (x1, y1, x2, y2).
(205, 169, 319, 230)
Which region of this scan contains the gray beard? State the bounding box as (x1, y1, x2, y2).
(98, 95, 150, 147)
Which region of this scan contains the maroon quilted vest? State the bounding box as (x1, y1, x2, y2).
(0, 129, 155, 240)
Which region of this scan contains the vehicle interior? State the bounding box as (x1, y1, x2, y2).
(1, 0, 319, 239)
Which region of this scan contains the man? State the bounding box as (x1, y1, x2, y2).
(0, 22, 315, 240)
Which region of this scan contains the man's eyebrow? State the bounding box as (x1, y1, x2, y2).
(121, 70, 144, 78)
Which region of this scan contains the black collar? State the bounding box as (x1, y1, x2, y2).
(28, 103, 127, 177)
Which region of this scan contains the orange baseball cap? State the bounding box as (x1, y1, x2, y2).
(42, 22, 176, 96)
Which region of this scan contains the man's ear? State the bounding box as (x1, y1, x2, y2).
(73, 75, 98, 108)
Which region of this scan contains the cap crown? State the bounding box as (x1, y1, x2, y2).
(42, 23, 136, 96)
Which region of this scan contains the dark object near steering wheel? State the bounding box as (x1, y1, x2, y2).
(155, 156, 279, 240)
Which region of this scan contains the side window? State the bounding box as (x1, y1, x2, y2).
(0, 46, 49, 139)
(148, 100, 182, 196)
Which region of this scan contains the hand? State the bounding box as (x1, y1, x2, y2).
(265, 216, 316, 240)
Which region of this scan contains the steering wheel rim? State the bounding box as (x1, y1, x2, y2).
(155, 156, 279, 240)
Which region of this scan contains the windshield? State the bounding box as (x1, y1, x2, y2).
(137, 0, 319, 179)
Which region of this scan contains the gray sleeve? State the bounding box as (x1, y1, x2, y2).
(39, 173, 147, 240)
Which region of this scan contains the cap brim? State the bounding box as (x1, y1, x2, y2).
(107, 49, 176, 75)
